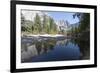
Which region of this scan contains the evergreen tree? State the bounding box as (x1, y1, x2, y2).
(49, 18, 58, 34)
(21, 13, 26, 31)
(73, 13, 90, 32)
(42, 14, 47, 33)
(42, 14, 50, 33)
(33, 13, 41, 33)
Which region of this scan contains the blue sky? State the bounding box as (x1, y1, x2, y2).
(46, 11, 79, 24)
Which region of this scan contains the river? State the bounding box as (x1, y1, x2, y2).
(21, 36, 89, 63)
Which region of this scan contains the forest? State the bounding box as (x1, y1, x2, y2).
(21, 13, 58, 35)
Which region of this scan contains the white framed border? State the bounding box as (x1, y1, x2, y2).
(16, 4, 95, 69)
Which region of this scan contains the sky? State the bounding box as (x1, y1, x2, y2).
(46, 11, 79, 24)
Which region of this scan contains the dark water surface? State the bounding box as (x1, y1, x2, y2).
(31, 42, 80, 62)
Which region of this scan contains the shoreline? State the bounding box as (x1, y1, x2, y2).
(22, 34, 67, 38)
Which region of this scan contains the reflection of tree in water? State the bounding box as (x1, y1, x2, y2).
(35, 39, 56, 55)
(72, 31, 90, 60)
(71, 13, 90, 60)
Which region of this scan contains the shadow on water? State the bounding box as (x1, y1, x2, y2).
(73, 31, 90, 60)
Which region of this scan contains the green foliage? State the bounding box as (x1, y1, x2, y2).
(73, 13, 90, 33)
(49, 18, 58, 34)
(72, 13, 90, 59)
(42, 14, 47, 33)
(21, 13, 25, 25)
(21, 13, 58, 35)
(33, 14, 58, 34)
(21, 13, 26, 31)
(33, 13, 41, 33)
(79, 13, 90, 32)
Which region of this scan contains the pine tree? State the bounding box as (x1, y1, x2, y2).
(21, 13, 26, 31)
(33, 13, 41, 33)
(42, 14, 49, 33)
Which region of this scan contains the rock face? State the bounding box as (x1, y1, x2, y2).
(22, 10, 51, 24)
(21, 10, 69, 32)
(67, 22, 80, 31)
(56, 20, 69, 31)
(22, 10, 44, 21)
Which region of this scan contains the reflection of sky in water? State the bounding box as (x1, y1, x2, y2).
(31, 42, 80, 62)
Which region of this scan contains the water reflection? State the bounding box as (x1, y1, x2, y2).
(21, 36, 90, 63)
(35, 39, 56, 55)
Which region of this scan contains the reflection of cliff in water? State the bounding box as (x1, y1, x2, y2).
(21, 37, 57, 62)
(35, 39, 56, 55)
(21, 36, 90, 63)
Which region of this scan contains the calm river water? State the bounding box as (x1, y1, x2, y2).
(21, 36, 89, 63)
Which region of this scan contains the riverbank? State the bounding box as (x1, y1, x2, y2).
(22, 34, 66, 37)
